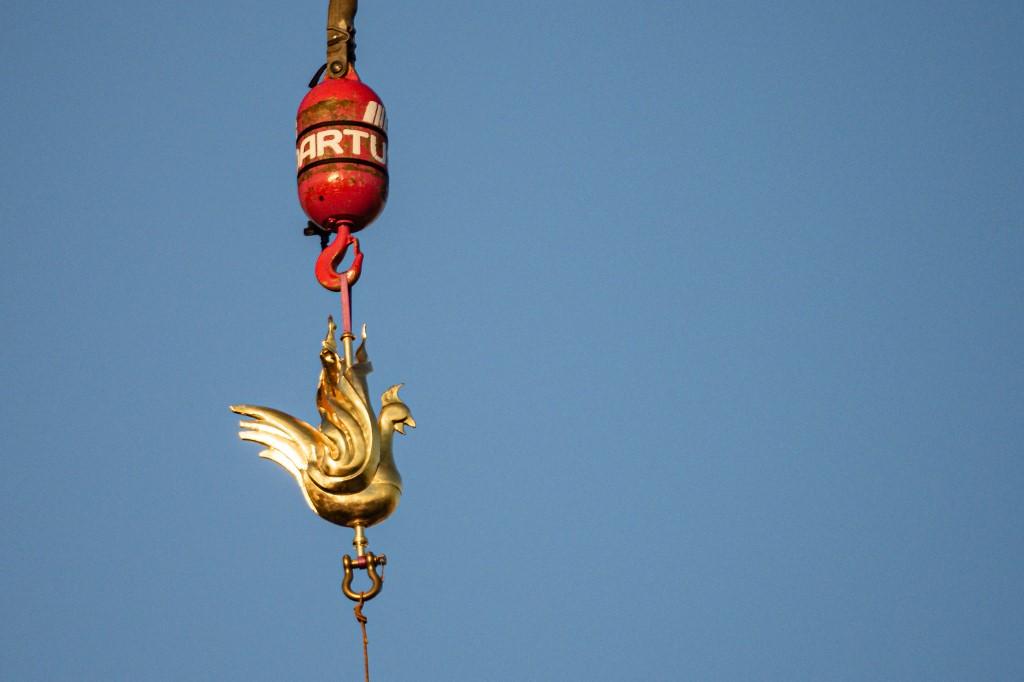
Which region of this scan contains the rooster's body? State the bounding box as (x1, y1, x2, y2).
(231, 318, 414, 528)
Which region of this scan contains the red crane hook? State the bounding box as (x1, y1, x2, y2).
(312, 220, 364, 341)
(315, 221, 364, 292)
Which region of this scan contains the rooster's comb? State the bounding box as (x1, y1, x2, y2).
(381, 383, 404, 406)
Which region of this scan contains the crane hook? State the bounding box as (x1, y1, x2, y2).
(315, 221, 364, 292)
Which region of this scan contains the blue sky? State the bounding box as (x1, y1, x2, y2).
(2, 1, 1023, 679)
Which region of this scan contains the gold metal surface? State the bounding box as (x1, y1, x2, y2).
(352, 525, 368, 557)
(231, 317, 415, 529)
(342, 331, 355, 370)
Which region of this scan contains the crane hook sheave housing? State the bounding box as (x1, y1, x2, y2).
(297, 67, 388, 231)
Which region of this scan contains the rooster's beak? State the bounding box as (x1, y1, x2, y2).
(395, 416, 416, 434)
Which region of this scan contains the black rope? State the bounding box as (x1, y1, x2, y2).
(308, 63, 328, 88)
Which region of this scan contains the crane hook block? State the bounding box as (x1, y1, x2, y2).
(297, 67, 388, 232)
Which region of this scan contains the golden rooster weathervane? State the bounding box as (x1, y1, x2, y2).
(231, 1, 415, 677)
(230, 318, 414, 598)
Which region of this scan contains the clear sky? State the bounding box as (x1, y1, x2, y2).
(2, 1, 1022, 679)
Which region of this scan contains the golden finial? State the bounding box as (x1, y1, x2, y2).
(231, 325, 414, 532)
(323, 315, 339, 352)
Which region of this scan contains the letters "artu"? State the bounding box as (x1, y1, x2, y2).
(297, 126, 387, 171)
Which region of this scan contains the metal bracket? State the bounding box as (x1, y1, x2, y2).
(304, 220, 332, 249)
(326, 0, 358, 79)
